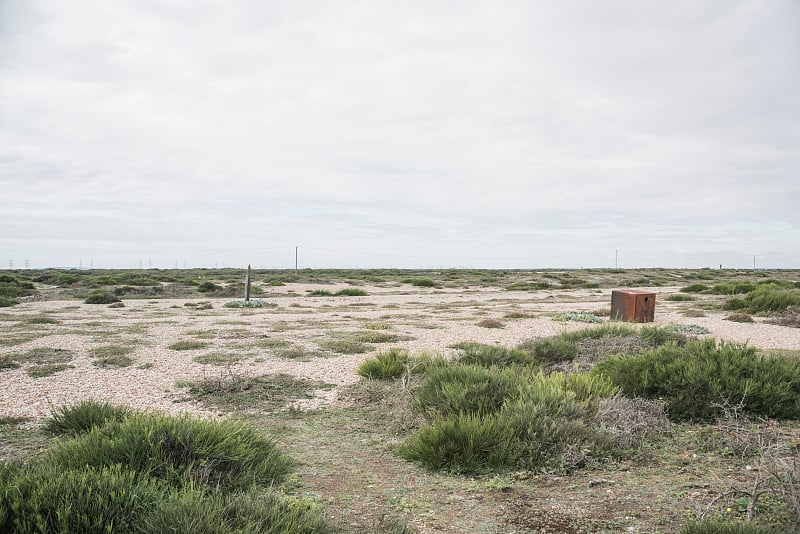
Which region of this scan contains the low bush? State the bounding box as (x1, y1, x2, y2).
(167, 340, 209, 351)
(0, 463, 166, 533)
(593, 339, 800, 422)
(414, 365, 524, 419)
(45, 399, 131, 436)
(0, 297, 19, 307)
(665, 294, 695, 302)
(476, 318, 505, 328)
(351, 331, 402, 343)
(46, 413, 295, 491)
(552, 311, 602, 323)
(452, 342, 537, 368)
(84, 291, 121, 304)
(335, 288, 368, 296)
(680, 283, 709, 293)
(526, 338, 578, 363)
(742, 285, 800, 314)
(726, 313, 754, 323)
(319, 338, 370, 354)
(357, 348, 412, 379)
(710, 282, 756, 295)
(400, 369, 617, 473)
(398, 412, 517, 473)
(403, 277, 436, 287)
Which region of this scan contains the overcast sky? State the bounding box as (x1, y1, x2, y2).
(1, 1, 798, 270)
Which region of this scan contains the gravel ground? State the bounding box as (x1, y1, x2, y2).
(2, 284, 799, 419)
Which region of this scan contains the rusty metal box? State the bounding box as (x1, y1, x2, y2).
(610, 290, 656, 322)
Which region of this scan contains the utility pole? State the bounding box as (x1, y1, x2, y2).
(615, 250, 618, 269)
(295, 247, 298, 273)
(753, 255, 756, 271)
(24, 259, 29, 269)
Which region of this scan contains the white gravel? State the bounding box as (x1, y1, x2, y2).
(2, 285, 798, 420)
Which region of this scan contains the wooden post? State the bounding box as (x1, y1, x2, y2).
(245, 264, 251, 302)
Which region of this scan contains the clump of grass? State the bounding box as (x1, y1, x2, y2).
(526, 338, 578, 364)
(451, 342, 536, 368)
(403, 277, 436, 287)
(255, 338, 291, 349)
(45, 400, 131, 436)
(335, 288, 368, 296)
(350, 331, 402, 343)
(318, 339, 370, 354)
(680, 284, 709, 293)
(665, 294, 695, 302)
(180, 373, 323, 412)
(93, 355, 134, 368)
(400, 366, 616, 473)
(364, 321, 391, 330)
(307, 289, 334, 296)
(90, 345, 134, 359)
(593, 339, 800, 422)
(27, 363, 74, 378)
(726, 313, 754, 323)
(84, 291, 121, 304)
(167, 340, 210, 351)
(710, 281, 757, 295)
(357, 348, 414, 379)
(476, 318, 504, 328)
(45, 413, 295, 491)
(193, 352, 243, 366)
(503, 311, 532, 319)
(725, 284, 800, 314)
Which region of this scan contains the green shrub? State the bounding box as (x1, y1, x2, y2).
(335, 288, 368, 296)
(710, 282, 756, 295)
(530, 372, 619, 405)
(0, 297, 19, 307)
(451, 342, 536, 368)
(46, 413, 295, 492)
(593, 339, 800, 422)
(0, 463, 166, 534)
(45, 399, 131, 436)
(357, 348, 412, 379)
(0, 275, 36, 300)
(403, 277, 436, 287)
(307, 289, 334, 296)
(639, 325, 686, 346)
(398, 412, 517, 473)
(723, 297, 748, 311)
(142, 489, 331, 534)
(666, 294, 696, 302)
(681, 284, 709, 293)
(742, 285, 800, 314)
(84, 291, 121, 304)
(400, 370, 615, 473)
(197, 281, 222, 293)
(560, 324, 637, 342)
(527, 338, 578, 364)
(413, 365, 524, 419)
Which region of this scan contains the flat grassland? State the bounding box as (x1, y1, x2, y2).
(1, 268, 799, 533)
